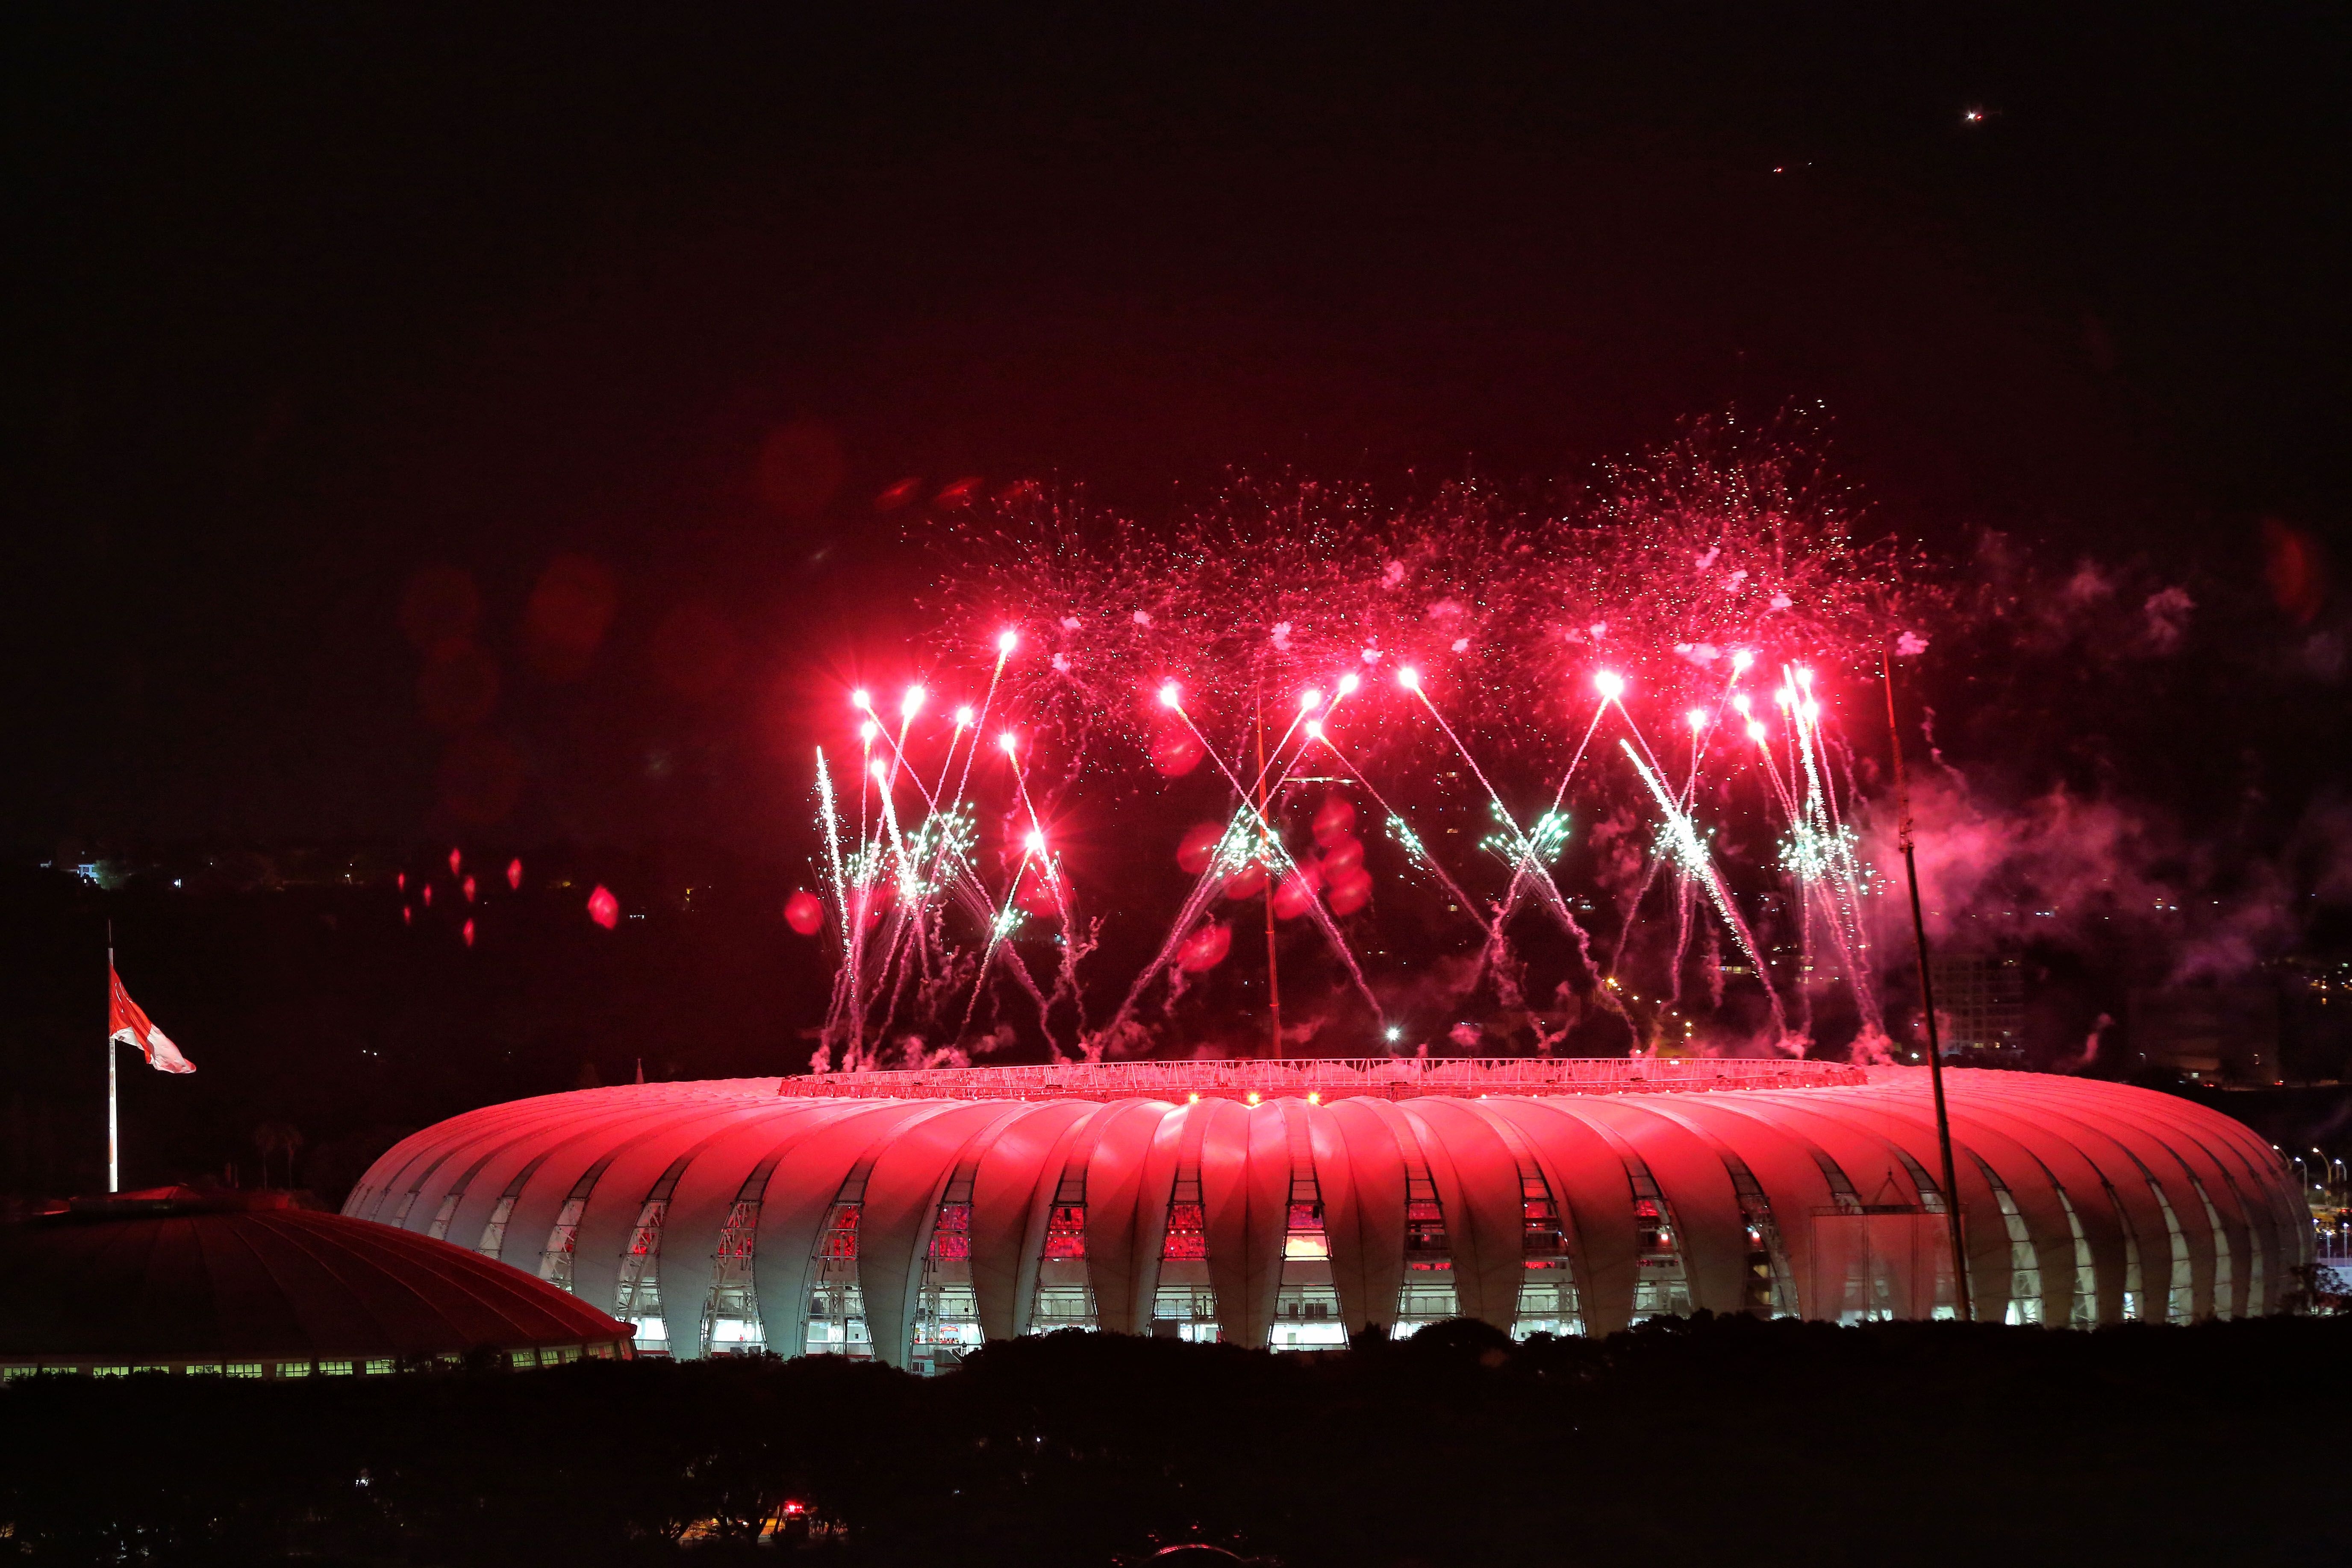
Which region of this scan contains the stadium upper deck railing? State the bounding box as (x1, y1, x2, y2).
(774, 1056, 1867, 1103)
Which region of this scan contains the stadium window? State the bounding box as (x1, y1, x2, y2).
(701, 1174, 772, 1356)
(916, 1174, 986, 1373)
(362, 1359, 394, 1375)
(1627, 1160, 1694, 1321)
(1272, 1162, 1343, 1349)
(601, 1154, 698, 1359)
(806, 1169, 872, 1359)
(318, 1359, 355, 1376)
(1394, 1173, 1459, 1334)
(1030, 1167, 1098, 1336)
(1723, 1156, 1797, 1318)
(1513, 1171, 1585, 1337)
(1152, 1171, 1218, 1341)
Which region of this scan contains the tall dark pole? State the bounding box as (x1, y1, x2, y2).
(1257, 693, 1282, 1059)
(1884, 651, 1972, 1322)
(106, 918, 118, 1193)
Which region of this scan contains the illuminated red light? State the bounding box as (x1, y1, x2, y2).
(587, 885, 620, 930)
(1157, 681, 1181, 709)
(506, 858, 523, 891)
(1337, 672, 1361, 696)
(1397, 666, 1421, 691)
(1594, 670, 1625, 700)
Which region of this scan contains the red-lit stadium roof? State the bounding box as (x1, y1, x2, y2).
(345, 1065, 2305, 1370)
(1, 1194, 633, 1377)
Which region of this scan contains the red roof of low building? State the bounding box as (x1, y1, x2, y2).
(0, 1195, 629, 1367)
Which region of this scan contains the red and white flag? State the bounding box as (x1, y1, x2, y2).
(109, 967, 195, 1074)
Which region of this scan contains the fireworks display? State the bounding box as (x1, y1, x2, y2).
(804, 420, 1939, 1070)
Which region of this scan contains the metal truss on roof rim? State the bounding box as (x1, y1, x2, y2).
(774, 1055, 1869, 1103)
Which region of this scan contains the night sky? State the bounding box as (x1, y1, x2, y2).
(6, 7, 2343, 856)
(3, 8, 2348, 1189)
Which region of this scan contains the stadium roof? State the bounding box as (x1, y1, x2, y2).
(347, 1065, 2307, 1368)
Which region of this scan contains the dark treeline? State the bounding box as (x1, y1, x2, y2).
(3, 1315, 2345, 1567)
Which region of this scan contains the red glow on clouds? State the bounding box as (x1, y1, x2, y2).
(1328, 866, 1373, 916)
(586, 885, 620, 930)
(1175, 821, 1223, 875)
(1322, 835, 1365, 878)
(1312, 795, 1357, 847)
(1150, 725, 1204, 776)
(784, 890, 824, 936)
(1175, 921, 1231, 973)
(1272, 870, 1319, 921)
(874, 476, 923, 512)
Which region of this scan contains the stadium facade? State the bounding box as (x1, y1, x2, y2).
(345, 1059, 2307, 1371)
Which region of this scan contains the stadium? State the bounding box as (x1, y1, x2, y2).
(346, 1058, 2307, 1371)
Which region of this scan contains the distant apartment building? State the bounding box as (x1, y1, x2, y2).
(2127, 986, 2280, 1086)
(1929, 952, 2024, 1054)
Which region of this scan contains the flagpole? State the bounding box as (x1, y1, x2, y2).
(1883, 651, 1970, 1322)
(106, 919, 119, 1194)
